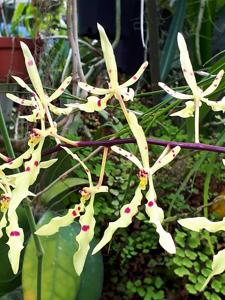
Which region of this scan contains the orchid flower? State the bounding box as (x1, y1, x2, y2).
(93, 111, 180, 255)
(36, 147, 108, 275)
(66, 24, 148, 114)
(158, 33, 224, 143)
(178, 216, 225, 289)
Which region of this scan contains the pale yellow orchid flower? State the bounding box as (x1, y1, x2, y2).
(36, 146, 108, 275)
(93, 125, 180, 255)
(6, 42, 73, 129)
(66, 24, 148, 113)
(159, 33, 224, 143)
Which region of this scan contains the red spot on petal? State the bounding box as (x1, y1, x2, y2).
(34, 161, 39, 167)
(10, 231, 20, 236)
(148, 201, 154, 207)
(124, 207, 131, 213)
(97, 99, 101, 107)
(133, 76, 137, 80)
(61, 88, 65, 91)
(72, 210, 77, 217)
(109, 69, 112, 73)
(25, 166, 31, 172)
(77, 206, 81, 211)
(82, 225, 90, 232)
(28, 60, 34, 66)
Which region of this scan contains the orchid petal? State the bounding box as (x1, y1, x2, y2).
(0, 212, 7, 238)
(151, 146, 181, 175)
(0, 148, 33, 170)
(127, 112, 149, 170)
(20, 42, 45, 99)
(48, 76, 72, 102)
(48, 103, 73, 116)
(78, 82, 109, 95)
(19, 108, 41, 122)
(97, 23, 118, 88)
(177, 33, 198, 95)
(92, 186, 143, 255)
(119, 87, 135, 101)
(201, 249, 225, 291)
(202, 70, 224, 97)
(111, 146, 143, 170)
(178, 217, 225, 232)
(73, 195, 95, 275)
(158, 82, 193, 100)
(39, 159, 58, 169)
(6, 93, 33, 106)
(204, 97, 225, 112)
(6, 212, 24, 274)
(12, 76, 35, 94)
(121, 61, 148, 87)
(170, 100, 195, 118)
(145, 200, 176, 254)
(36, 203, 84, 236)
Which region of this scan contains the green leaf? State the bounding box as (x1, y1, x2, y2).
(174, 267, 190, 277)
(185, 249, 197, 260)
(211, 279, 222, 293)
(185, 284, 197, 294)
(22, 211, 103, 300)
(41, 178, 88, 204)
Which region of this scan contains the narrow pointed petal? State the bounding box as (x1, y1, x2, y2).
(145, 201, 176, 254)
(0, 148, 33, 170)
(202, 70, 224, 97)
(204, 97, 225, 112)
(48, 103, 73, 116)
(12, 76, 35, 94)
(97, 23, 118, 87)
(170, 101, 195, 118)
(177, 33, 198, 95)
(158, 82, 193, 100)
(92, 186, 143, 255)
(20, 42, 45, 99)
(73, 195, 95, 275)
(6, 93, 33, 106)
(201, 249, 225, 291)
(36, 203, 84, 236)
(6, 213, 24, 274)
(19, 112, 41, 123)
(111, 146, 143, 170)
(178, 217, 225, 232)
(49, 76, 72, 102)
(39, 158, 57, 169)
(121, 61, 148, 87)
(0, 212, 7, 238)
(151, 146, 181, 175)
(127, 112, 149, 170)
(78, 82, 109, 95)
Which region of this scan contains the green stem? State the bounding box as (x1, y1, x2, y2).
(0, 106, 44, 300)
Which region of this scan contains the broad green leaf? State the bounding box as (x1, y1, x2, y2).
(41, 178, 88, 204)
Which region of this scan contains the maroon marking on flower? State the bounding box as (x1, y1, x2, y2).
(72, 210, 77, 217)
(148, 201, 154, 207)
(34, 161, 39, 167)
(82, 225, 90, 232)
(10, 231, 20, 237)
(25, 166, 31, 172)
(97, 99, 101, 107)
(61, 88, 65, 92)
(28, 60, 34, 66)
(124, 207, 131, 213)
(133, 76, 137, 80)
(183, 69, 187, 73)
(77, 206, 81, 211)
(32, 92, 36, 97)
(109, 69, 112, 73)
(8, 160, 13, 165)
